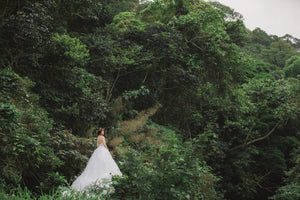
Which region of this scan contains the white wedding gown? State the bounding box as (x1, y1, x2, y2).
(71, 143, 122, 191)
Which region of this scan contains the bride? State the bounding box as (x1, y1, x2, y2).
(71, 128, 122, 191)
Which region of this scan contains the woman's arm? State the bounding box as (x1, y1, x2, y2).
(102, 136, 108, 150)
(97, 136, 100, 148)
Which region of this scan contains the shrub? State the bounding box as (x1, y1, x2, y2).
(0, 69, 63, 193)
(110, 121, 221, 199)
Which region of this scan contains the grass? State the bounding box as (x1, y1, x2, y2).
(0, 185, 110, 200)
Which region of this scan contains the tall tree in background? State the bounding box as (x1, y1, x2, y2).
(263, 40, 297, 68)
(0, 0, 300, 199)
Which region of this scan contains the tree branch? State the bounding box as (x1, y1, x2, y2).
(74, 13, 89, 20)
(229, 120, 281, 152)
(244, 125, 255, 143)
(0, 0, 9, 21)
(106, 70, 120, 103)
(254, 171, 272, 193)
(185, 38, 204, 51)
(142, 70, 149, 84)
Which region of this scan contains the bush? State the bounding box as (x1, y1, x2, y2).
(270, 184, 300, 200)
(110, 121, 221, 199)
(0, 69, 63, 193)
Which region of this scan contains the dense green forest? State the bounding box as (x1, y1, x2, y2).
(0, 0, 299, 199)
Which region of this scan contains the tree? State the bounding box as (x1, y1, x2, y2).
(281, 34, 300, 52)
(209, 1, 244, 21)
(251, 28, 273, 46)
(0, 69, 64, 192)
(221, 78, 300, 199)
(52, 0, 112, 32)
(263, 40, 297, 68)
(284, 55, 300, 78)
(0, 1, 53, 71)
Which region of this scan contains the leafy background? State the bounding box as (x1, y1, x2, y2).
(0, 0, 299, 199)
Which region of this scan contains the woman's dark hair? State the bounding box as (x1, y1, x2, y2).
(97, 128, 104, 136)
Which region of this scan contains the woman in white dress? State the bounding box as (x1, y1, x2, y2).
(71, 128, 122, 191)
